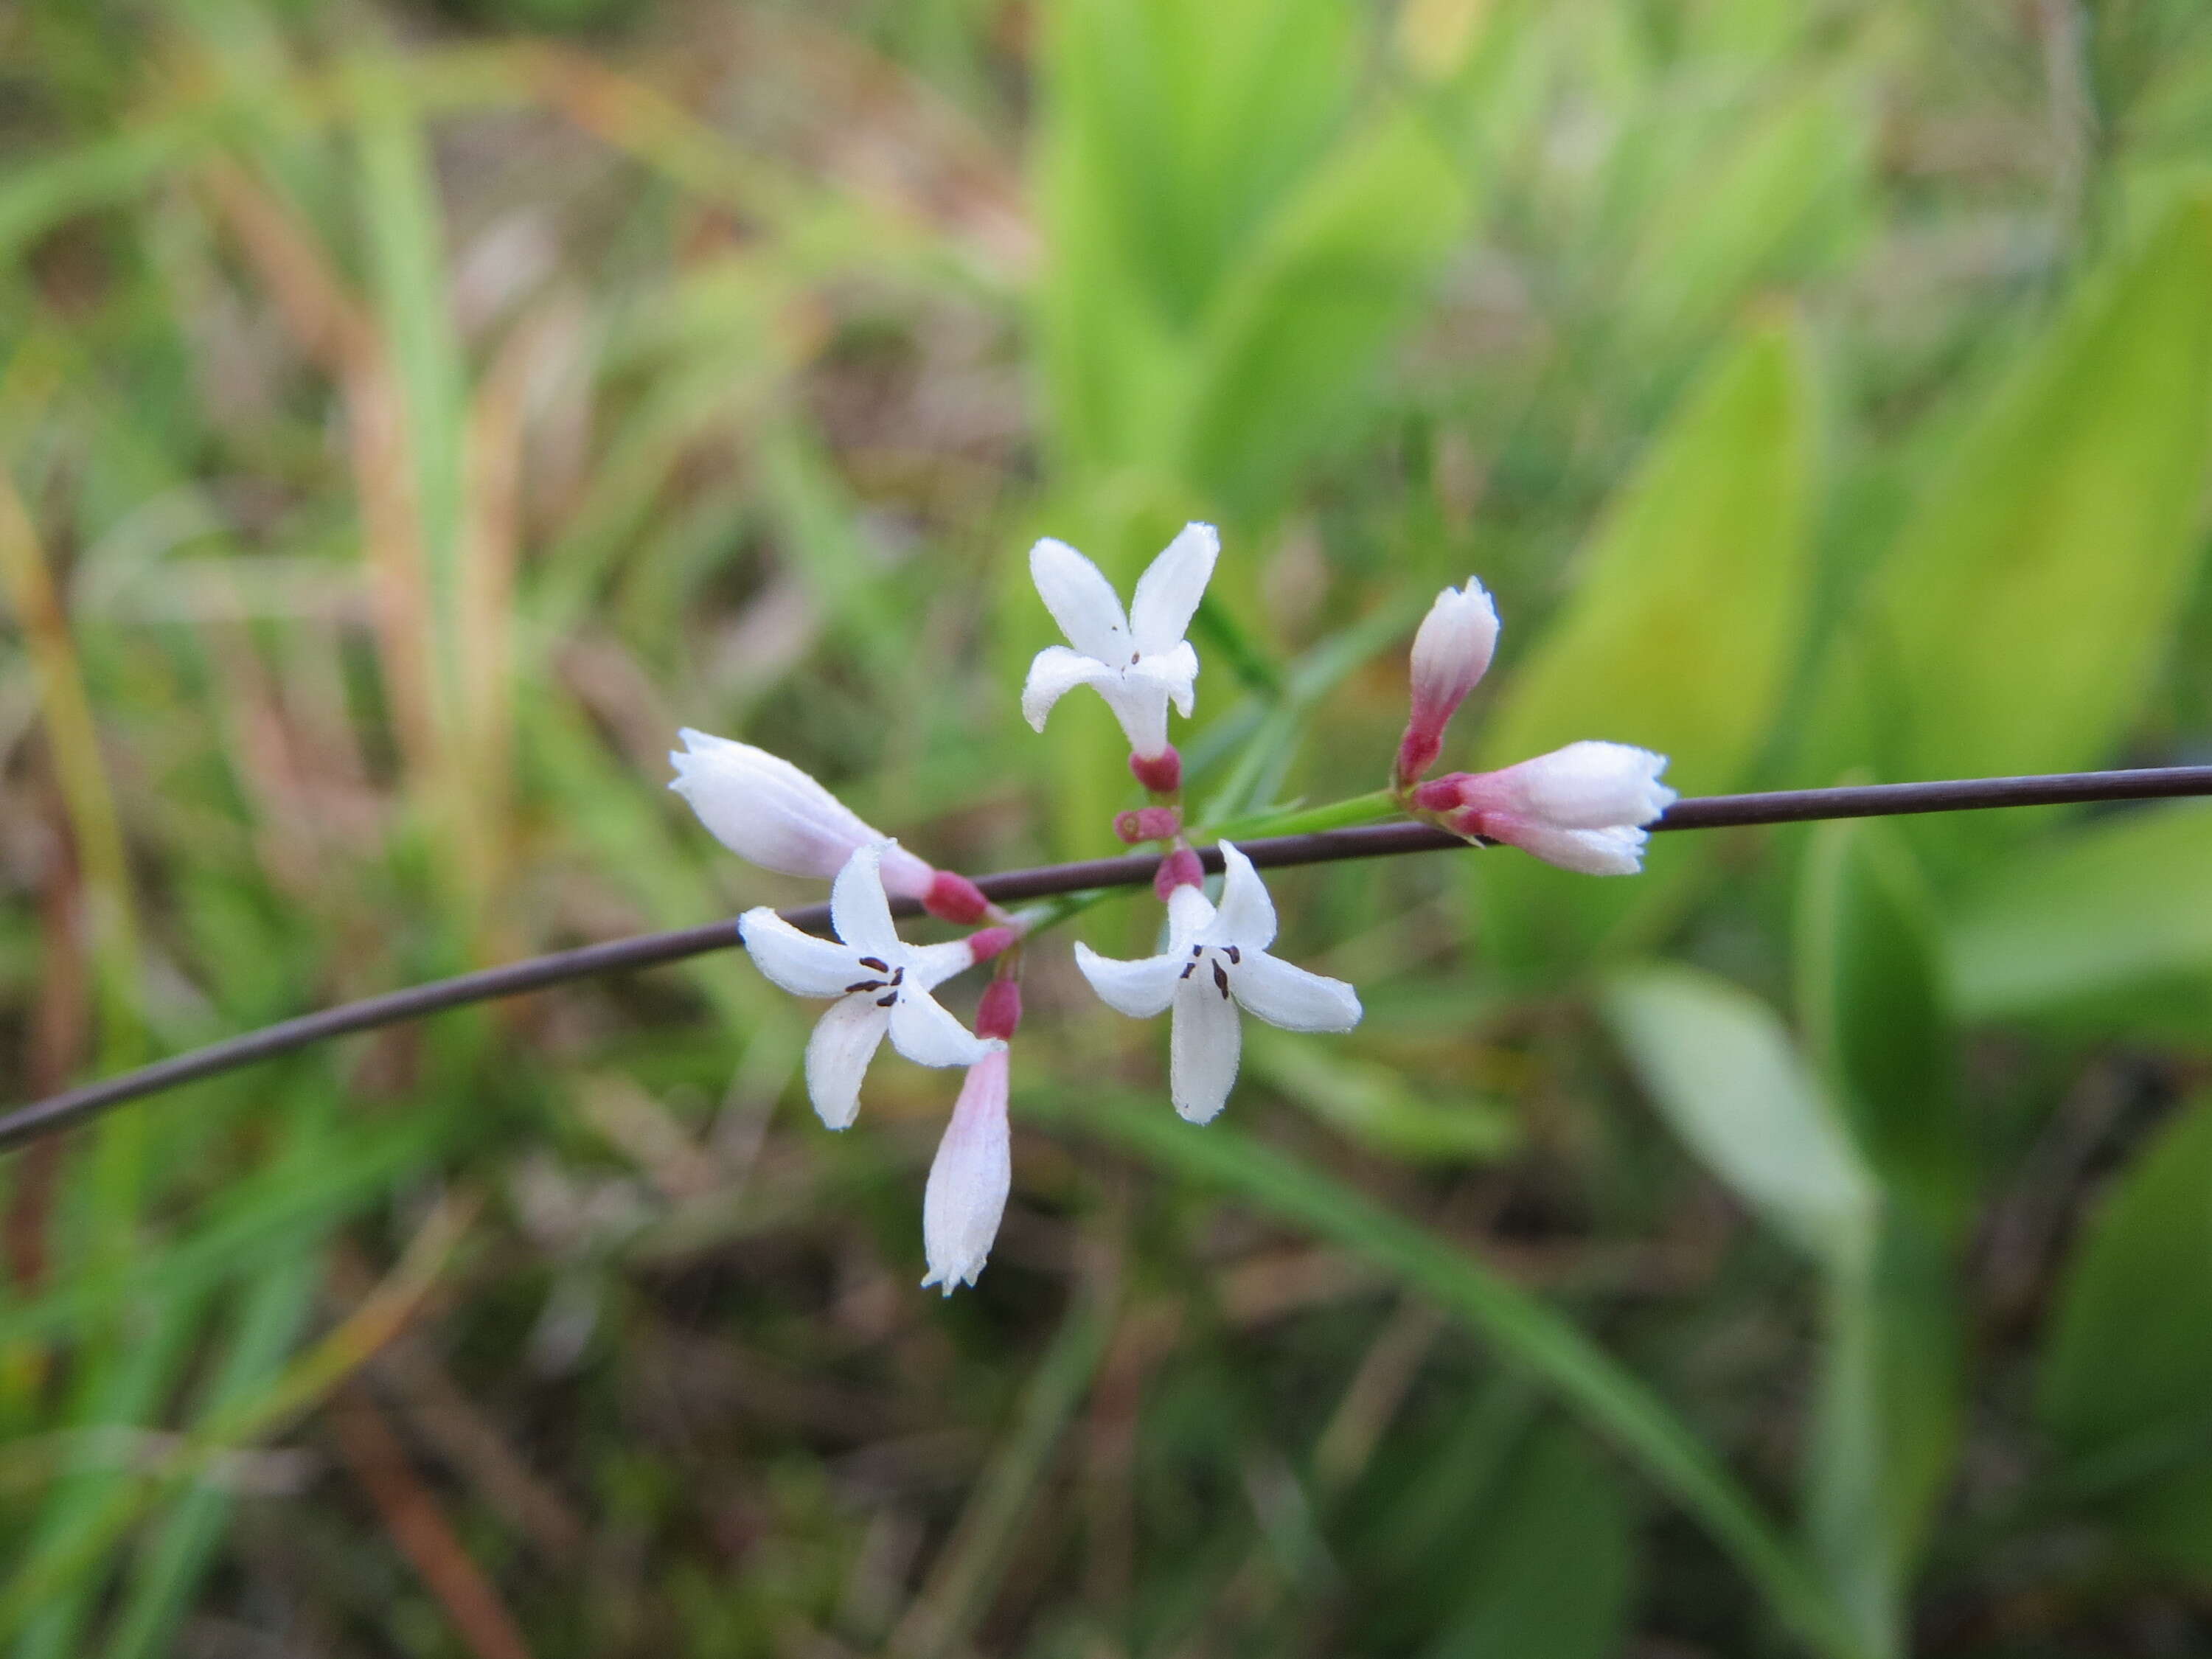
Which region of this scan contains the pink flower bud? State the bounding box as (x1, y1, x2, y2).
(1129, 745, 1183, 796)
(1153, 845, 1204, 900)
(669, 728, 936, 897)
(975, 978, 1023, 1040)
(1394, 579, 1499, 787)
(1416, 743, 1674, 876)
(1113, 806, 1183, 844)
(924, 870, 990, 924)
(965, 925, 1017, 967)
(921, 1047, 1012, 1295)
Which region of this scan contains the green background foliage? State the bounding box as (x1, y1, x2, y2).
(4, 0, 2212, 1653)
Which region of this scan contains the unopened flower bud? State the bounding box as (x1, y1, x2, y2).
(1153, 845, 1204, 900)
(1114, 806, 1183, 844)
(1416, 742, 1674, 876)
(975, 978, 1023, 1040)
(1394, 578, 1499, 787)
(965, 925, 1017, 966)
(921, 1047, 1012, 1295)
(925, 870, 990, 925)
(1129, 745, 1183, 796)
(670, 728, 936, 897)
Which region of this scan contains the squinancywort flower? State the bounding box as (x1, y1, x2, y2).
(738, 843, 1011, 1129)
(1076, 842, 1361, 1124)
(672, 729, 989, 922)
(1021, 523, 1218, 791)
(922, 978, 1020, 1295)
(1413, 741, 1676, 875)
(1394, 577, 1500, 790)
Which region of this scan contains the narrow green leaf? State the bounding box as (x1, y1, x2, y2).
(1419, 1422, 1635, 1659)
(1180, 107, 1473, 513)
(1025, 1086, 1862, 1659)
(2038, 1098, 2212, 1582)
(1796, 818, 1970, 1223)
(1472, 319, 1815, 982)
(1805, 193, 2212, 792)
(1948, 802, 2212, 1024)
(1604, 964, 1876, 1272)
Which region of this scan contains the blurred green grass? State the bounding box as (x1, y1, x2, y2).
(6, 0, 2212, 1653)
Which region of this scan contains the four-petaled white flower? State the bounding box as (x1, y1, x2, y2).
(1021, 524, 1217, 760)
(1074, 842, 1362, 1125)
(739, 844, 1001, 1130)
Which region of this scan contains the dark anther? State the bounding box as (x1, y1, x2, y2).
(876, 993, 898, 1007)
(844, 979, 885, 995)
(1179, 962, 1196, 979)
(1225, 945, 1240, 964)
(1189, 945, 1203, 957)
(858, 956, 890, 973)
(890, 965, 905, 985)
(1211, 960, 1230, 998)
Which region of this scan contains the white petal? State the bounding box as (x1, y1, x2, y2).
(903, 939, 979, 993)
(921, 1049, 1012, 1295)
(1207, 842, 1277, 951)
(1503, 742, 1676, 830)
(830, 844, 900, 954)
(1129, 522, 1218, 656)
(739, 908, 860, 998)
(1231, 951, 1362, 1033)
(1490, 815, 1649, 876)
(1164, 883, 1215, 955)
(1406, 579, 1499, 720)
(1074, 942, 1183, 1019)
(1021, 645, 1112, 734)
(888, 990, 999, 1069)
(1091, 670, 1174, 760)
(1169, 973, 1242, 1124)
(804, 995, 891, 1129)
(877, 845, 939, 901)
(1029, 538, 1130, 662)
(1129, 640, 1199, 718)
(669, 728, 882, 880)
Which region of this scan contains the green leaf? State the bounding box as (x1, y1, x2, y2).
(1246, 1030, 1517, 1164)
(1472, 318, 1815, 983)
(1948, 802, 2212, 1026)
(1419, 1422, 1635, 1659)
(1035, 0, 1357, 487)
(1803, 1216, 1961, 1659)
(2038, 1098, 2212, 1582)
(1796, 818, 1970, 1223)
(1614, 86, 1869, 358)
(1604, 964, 1876, 1272)
(1804, 193, 2212, 792)
(1023, 1085, 1860, 1659)
(1180, 108, 1474, 513)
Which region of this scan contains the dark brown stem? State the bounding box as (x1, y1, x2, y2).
(6, 764, 2210, 1153)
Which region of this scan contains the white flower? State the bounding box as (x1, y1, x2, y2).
(738, 844, 1001, 1129)
(671, 729, 936, 899)
(1397, 577, 1500, 785)
(1074, 842, 1362, 1124)
(921, 1047, 1011, 1295)
(1020, 524, 1217, 760)
(1414, 742, 1676, 876)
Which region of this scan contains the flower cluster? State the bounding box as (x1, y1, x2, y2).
(671, 531, 1672, 1293)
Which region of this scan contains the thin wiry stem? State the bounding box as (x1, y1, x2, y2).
(6, 764, 2211, 1153)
